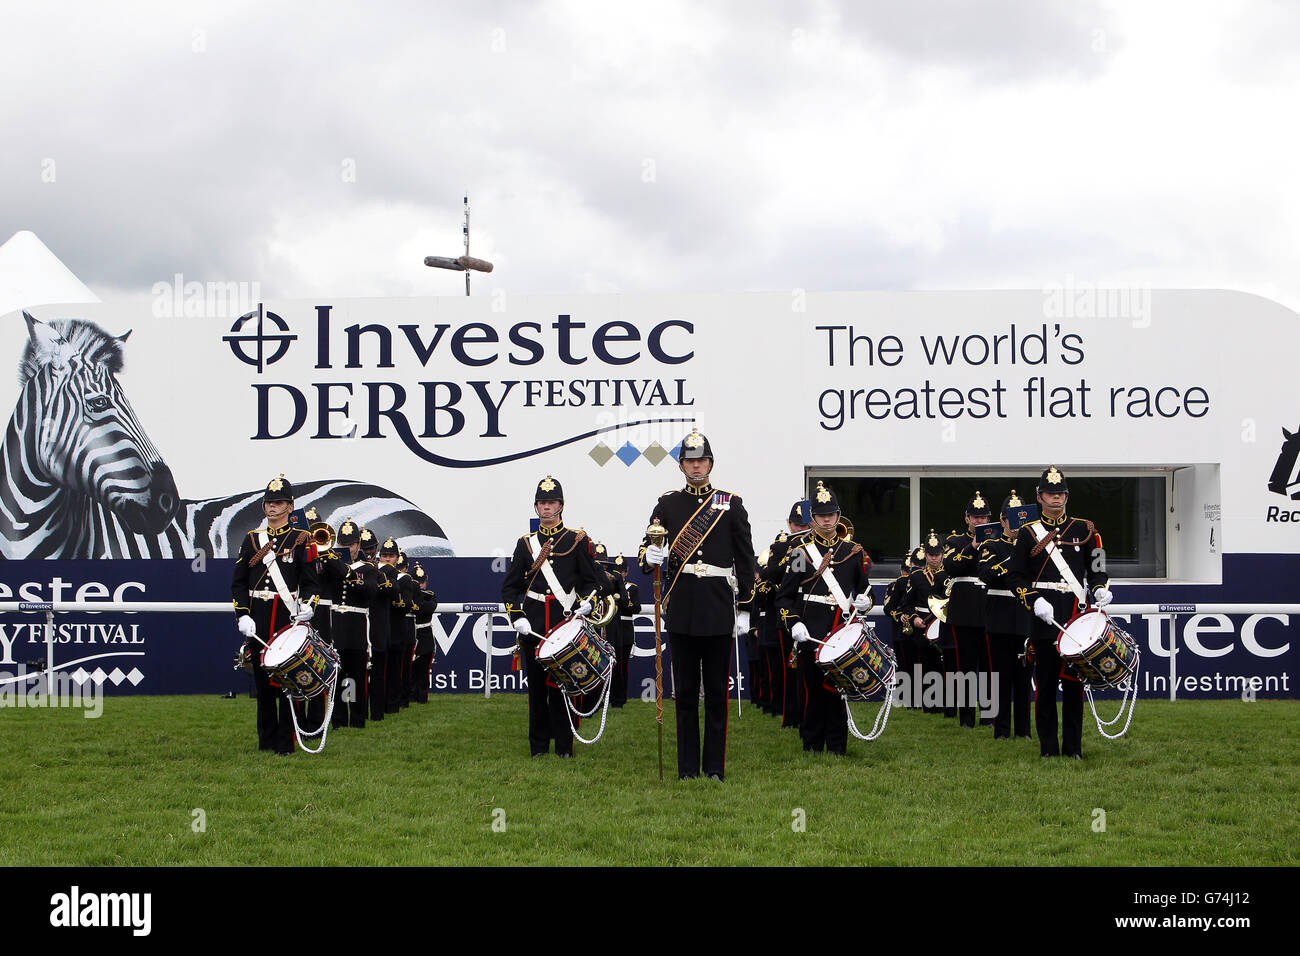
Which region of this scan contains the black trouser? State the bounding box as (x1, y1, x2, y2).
(892, 628, 915, 708)
(918, 637, 944, 714)
(951, 624, 986, 727)
(253, 663, 295, 753)
(1030, 631, 1084, 756)
(399, 642, 413, 708)
(412, 652, 433, 702)
(522, 638, 574, 756)
(333, 648, 368, 727)
(667, 632, 730, 779)
(369, 651, 387, 721)
(758, 643, 779, 714)
(385, 648, 403, 713)
(988, 631, 1031, 739)
(610, 634, 633, 707)
(797, 644, 848, 754)
(778, 629, 802, 727)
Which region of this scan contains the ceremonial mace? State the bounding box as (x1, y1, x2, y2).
(647, 519, 667, 781)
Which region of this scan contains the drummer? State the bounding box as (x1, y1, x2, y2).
(1006, 466, 1113, 759)
(775, 482, 871, 756)
(230, 475, 320, 755)
(500, 476, 606, 758)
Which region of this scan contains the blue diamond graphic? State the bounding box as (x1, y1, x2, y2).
(668, 442, 682, 460)
(615, 442, 641, 466)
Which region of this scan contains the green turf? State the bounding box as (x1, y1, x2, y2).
(1, 694, 1295, 866)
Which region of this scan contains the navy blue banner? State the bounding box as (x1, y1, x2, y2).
(0, 556, 1295, 698)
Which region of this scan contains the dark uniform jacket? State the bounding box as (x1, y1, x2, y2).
(370, 561, 398, 653)
(904, 563, 951, 644)
(881, 570, 913, 641)
(1006, 512, 1108, 625)
(638, 482, 757, 636)
(321, 552, 378, 652)
(774, 529, 871, 640)
(395, 571, 418, 648)
(755, 531, 796, 648)
(943, 530, 987, 628)
(414, 586, 439, 656)
(501, 523, 607, 638)
(978, 534, 1031, 636)
(231, 524, 320, 638)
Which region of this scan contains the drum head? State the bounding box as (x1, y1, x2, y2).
(263, 626, 309, 668)
(538, 617, 585, 658)
(1060, 611, 1107, 655)
(817, 621, 863, 664)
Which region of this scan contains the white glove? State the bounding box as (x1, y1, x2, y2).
(513, 617, 532, 637)
(574, 599, 593, 619)
(293, 603, 314, 623)
(1092, 587, 1113, 608)
(791, 622, 810, 644)
(237, 615, 256, 638)
(854, 592, 872, 613)
(1033, 597, 1054, 623)
(733, 612, 750, 638)
(644, 544, 667, 567)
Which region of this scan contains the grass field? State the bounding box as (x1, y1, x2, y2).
(1, 694, 1296, 866)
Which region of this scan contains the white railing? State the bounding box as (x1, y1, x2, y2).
(1, 602, 1294, 702)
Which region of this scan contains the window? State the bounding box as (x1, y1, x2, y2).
(807, 470, 1169, 578)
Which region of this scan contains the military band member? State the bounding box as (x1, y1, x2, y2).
(411, 563, 439, 703)
(640, 428, 757, 781)
(945, 492, 992, 728)
(380, 538, 409, 715)
(1007, 466, 1113, 759)
(978, 492, 1033, 740)
(756, 501, 810, 726)
(322, 519, 376, 729)
(363, 528, 393, 723)
(395, 551, 417, 709)
(881, 548, 920, 708)
(501, 476, 606, 758)
(231, 476, 320, 755)
(606, 554, 640, 709)
(777, 483, 872, 755)
(906, 532, 952, 716)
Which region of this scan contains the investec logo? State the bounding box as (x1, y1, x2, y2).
(224, 305, 697, 467)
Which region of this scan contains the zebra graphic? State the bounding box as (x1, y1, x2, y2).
(1, 312, 452, 559)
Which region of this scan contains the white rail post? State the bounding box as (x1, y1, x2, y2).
(45, 609, 55, 695)
(1168, 612, 1178, 703)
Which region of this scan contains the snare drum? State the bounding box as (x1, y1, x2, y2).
(1057, 611, 1138, 688)
(262, 624, 340, 699)
(536, 618, 614, 696)
(815, 620, 894, 701)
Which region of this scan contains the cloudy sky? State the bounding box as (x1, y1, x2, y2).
(3, 0, 1298, 309)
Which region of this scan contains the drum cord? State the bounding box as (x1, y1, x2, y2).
(1085, 652, 1140, 740)
(564, 675, 613, 745)
(286, 675, 338, 755)
(844, 680, 894, 742)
